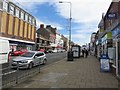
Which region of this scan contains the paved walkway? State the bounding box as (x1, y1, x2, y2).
(12, 55, 119, 88)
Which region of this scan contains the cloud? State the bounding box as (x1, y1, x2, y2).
(55, 0, 112, 23)
(64, 33, 91, 45)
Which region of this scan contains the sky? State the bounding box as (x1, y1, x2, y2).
(10, 0, 112, 45)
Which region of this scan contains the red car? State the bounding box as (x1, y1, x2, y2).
(38, 49, 45, 52)
(12, 49, 28, 56)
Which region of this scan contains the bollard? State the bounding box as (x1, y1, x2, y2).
(16, 61, 19, 84)
(39, 59, 41, 73)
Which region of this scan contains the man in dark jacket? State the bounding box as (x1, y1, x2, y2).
(85, 49, 88, 58)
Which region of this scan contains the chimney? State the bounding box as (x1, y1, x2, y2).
(40, 24, 44, 29)
(46, 25, 51, 28)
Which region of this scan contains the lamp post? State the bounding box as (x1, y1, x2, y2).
(59, 1, 72, 51)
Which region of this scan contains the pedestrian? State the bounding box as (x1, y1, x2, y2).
(82, 49, 84, 57)
(85, 49, 88, 58)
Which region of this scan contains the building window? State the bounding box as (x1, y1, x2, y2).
(25, 13, 28, 22)
(29, 16, 32, 24)
(20, 11, 24, 20)
(9, 4, 14, 15)
(32, 18, 35, 25)
(3, 1, 8, 12)
(0, 1, 3, 10)
(15, 8, 20, 18)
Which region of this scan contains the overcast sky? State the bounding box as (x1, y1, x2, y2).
(10, 0, 112, 45)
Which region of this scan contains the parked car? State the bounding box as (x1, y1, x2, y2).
(38, 49, 45, 52)
(61, 49, 66, 52)
(47, 49, 53, 53)
(12, 49, 28, 56)
(11, 51, 47, 69)
(52, 49, 58, 53)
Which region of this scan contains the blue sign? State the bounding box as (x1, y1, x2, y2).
(100, 54, 110, 72)
(107, 12, 117, 19)
(112, 25, 120, 38)
(100, 58, 110, 72)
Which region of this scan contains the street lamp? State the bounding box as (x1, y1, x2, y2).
(59, 1, 72, 51)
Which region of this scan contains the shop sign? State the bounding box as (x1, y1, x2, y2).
(112, 25, 120, 38)
(107, 32, 112, 39)
(100, 28, 104, 33)
(107, 12, 117, 19)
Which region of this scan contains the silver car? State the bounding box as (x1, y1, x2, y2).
(11, 51, 47, 69)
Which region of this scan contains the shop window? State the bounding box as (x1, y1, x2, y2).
(3, 1, 8, 12)
(15, 8, 20, 18)
(20, 11, 24, 20)
(9, 4, 14, 15)
(25, 13, 28, 22)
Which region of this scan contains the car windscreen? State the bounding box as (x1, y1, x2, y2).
(21, 52, 35, 57)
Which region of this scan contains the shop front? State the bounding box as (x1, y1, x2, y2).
(112, 24, 120, 79)
(9, 40, 35, 51)
(101, 32, 112, 55)
(96, 39, 102, 59)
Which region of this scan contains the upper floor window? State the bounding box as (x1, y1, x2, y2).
(32, 18, 35, 25)
(9, 4, 14, 15)
(20, 11, 24, 20)
(15, 8, 20, 18)
(29, 16, 32, 23)
(25, 13, 28, 22)
(3, 1, 8, 12)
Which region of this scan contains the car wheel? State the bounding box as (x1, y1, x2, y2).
(28, 62, 33, 69)
(43, 59, 47, 65)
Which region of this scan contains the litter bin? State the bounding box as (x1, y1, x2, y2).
(67, 51, 73, 61)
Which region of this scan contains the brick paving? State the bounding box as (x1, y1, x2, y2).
(12, 55, 119, 88)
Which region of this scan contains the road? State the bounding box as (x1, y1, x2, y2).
(1, 52, 67, 88)
(2, 52, 67, 73)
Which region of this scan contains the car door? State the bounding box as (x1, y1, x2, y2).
(34, 53, 41, 66)
(38, 52, 45, 64)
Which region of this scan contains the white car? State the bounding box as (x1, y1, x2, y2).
(11, 51, 47, 69)
(52, 49, 58, 53)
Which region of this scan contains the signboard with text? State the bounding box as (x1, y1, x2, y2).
(100, 58, 110, 72)
(107, 12, 117, 19)
(100, 55, 110, 72)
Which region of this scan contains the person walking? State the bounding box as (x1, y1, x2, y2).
(85, 49, 88, 58)
(82, 49, 84, 57)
